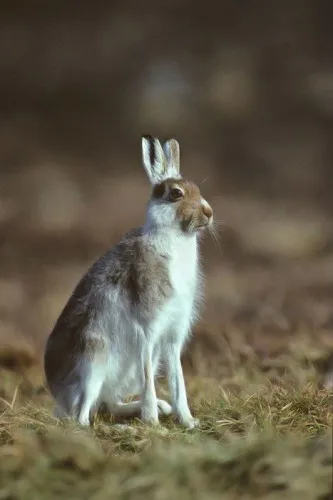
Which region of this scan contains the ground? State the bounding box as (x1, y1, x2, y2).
(0, 332, 332, 500)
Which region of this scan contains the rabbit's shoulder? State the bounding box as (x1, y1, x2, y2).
(89, 227, 173, 311)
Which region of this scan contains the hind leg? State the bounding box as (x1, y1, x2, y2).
(50, 385, 81, 421)
(53, 405, 68, 419)
(76, 363, 106, 425)
(156, 399, 172, 416)
(102, 398, 172, 418)
(115, 399, 171, 417)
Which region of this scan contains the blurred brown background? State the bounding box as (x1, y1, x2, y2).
(0, 1, 333, 378)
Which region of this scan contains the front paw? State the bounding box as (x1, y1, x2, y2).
(175, 411, 200, 429)
(180, 416, 200, 429)
(141, 408, 159, 426)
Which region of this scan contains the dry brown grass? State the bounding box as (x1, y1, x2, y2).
(0, 343, 332, 500)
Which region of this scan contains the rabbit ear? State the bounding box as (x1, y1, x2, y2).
(142, 135, 168, 184)
(142, 135, 181, 184)
(163, 138, 181, 177)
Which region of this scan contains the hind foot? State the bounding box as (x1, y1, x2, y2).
(101, 398, 172, 419)
(53, 405, 69, 420)
(157, 399, 172, 416)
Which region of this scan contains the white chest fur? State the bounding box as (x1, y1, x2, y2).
(168, 234, 198, 298)
(150, 231, 199, 338)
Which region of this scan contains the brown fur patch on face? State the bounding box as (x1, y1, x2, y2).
(151, 178, 213, 232)
(174, 179, 201, 199)
(151, 178, 181, 200)
(151, 178, 196, 201)
(175, 180, 203, 231)
(152, 182, 166, 199)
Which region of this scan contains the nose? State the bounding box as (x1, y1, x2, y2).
(202, 201, 213, 219)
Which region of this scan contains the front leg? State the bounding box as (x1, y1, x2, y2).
(140, 343, 159, 425)
(165, 341, 199, 429)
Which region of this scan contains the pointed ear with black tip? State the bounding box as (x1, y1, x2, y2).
(141, 135, 168, 184)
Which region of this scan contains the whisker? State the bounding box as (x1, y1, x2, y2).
(189, 218, 195, 233)
(208, 223, 223, 254)
(200, 177, 210, 185)
(211, 219, 226, 228)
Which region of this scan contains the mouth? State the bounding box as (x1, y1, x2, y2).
(183, 219, 212, 233)
(196, 217, 214, 231)
(195, 223, 209, 230)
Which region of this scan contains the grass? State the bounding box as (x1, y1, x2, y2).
(0, 348, 332, 500)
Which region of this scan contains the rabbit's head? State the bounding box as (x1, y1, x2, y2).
(142, 135, 213, 234)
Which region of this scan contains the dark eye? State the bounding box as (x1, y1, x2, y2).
(169, 188, 183, 201)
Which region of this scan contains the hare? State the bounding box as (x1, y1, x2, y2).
(44, 135, 213, 429)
